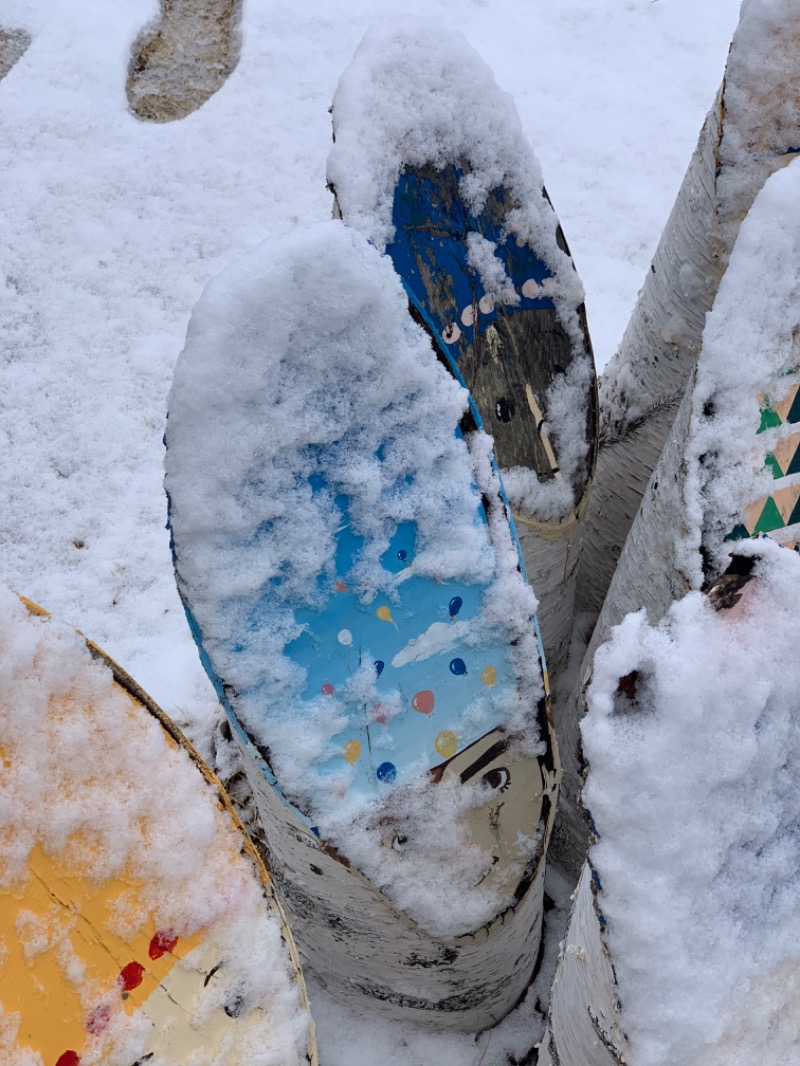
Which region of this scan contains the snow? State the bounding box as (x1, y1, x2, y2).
(0, 0, 744, 1060)
(582, 541, 800, 1066)
(0, 588, 310, 1065)
(327, 22, 582, 337)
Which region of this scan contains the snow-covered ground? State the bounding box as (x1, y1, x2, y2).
(0, 0, 743, 1061)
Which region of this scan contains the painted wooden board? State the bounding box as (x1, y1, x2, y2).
(327, 25, 598, 687)
(0, 597, 317, 1066)
(726, 369, 800, 547)
(165, 220, 562, 1030)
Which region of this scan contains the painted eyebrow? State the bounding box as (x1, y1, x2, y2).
(459, 738, 509, 784)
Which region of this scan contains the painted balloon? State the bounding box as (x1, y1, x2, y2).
(118, 961, 145, 992)
(321, 682, 335, 696)
(344, 739, 361, 764)
(435, 730, 459, 759)
(411, 689, 435, 715)
(374, 659, 385, 676)
(376, 761, 397, 784)
(449, 657, 467, 676)
(448, 596, 463, 618)
(397, 549, 407, 562)
(337, 629, 353, 646)
(481, 665, 497, 687)
(377, 606, 394, 623)
(369, 704, 389, 725)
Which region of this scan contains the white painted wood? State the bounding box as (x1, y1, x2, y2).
(550, 380, 696, 878)
(539, 863, 629, 1066)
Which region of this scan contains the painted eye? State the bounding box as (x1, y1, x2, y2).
(481, 767, 510, 792)
(391, 833, 408, 852)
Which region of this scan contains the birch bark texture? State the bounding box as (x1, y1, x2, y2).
(551, 0, 800, 879)
(537, 863, 630, 1066)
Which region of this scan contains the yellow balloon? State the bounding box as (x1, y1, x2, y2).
(434, 730, 459, 760)
(377, 606, 394, 623)
(344, 739, 361, 764)
(481, 664, 497, 687)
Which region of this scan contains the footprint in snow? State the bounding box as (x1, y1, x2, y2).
(127, 0, 243, 123)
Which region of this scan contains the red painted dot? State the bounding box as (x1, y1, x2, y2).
(149, 929, 179, 960)
(86, 1003, 111, 1034)
(56, 1053, 80, 1066)
(369, 704, 389, 725)
(411, 690, 435, 715)
(321, 682, 335, 696)
(118, 961, 145, 991)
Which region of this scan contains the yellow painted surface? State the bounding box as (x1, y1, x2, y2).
(0, 672, 211, 1065)
(2, 842, 203, 1063)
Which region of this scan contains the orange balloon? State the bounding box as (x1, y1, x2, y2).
(434, 730, 458, 759)
(343, 739, 361, 764)
(481, 664, 497, 687)
(411, 690, 434, 715)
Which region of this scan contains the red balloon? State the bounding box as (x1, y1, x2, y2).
(118, 961, 145, 991)
(411, 689, 435, 715)
(149, 929, 179, 960)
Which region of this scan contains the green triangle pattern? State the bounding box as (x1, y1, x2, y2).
(787, 387, 800, 426)
(758, 405, 782, 434)
(787, 441, 800, 477)
(724, 523, 751, 542)
(753, 496, 785, 534)
(765, 452, 784, 479)
(789, 495, 800, 529)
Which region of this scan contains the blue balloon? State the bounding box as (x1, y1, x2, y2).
(376, 761, 397, 784)
(449, 657, 467, 676)
(374, 659, 385, 676)
(449, 596, 463, 618)
(397, 549, 407, 561)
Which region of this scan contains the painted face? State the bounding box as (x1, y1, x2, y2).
(377, 726, 557, 902)
(428, 726, 554, 898)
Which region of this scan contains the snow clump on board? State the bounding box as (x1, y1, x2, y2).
(326, 20, 585, 345)
(582, 541, 800, 1066)
(681, 157, 800, 582)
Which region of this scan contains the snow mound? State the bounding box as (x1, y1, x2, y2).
(582, 541, 800, 1066)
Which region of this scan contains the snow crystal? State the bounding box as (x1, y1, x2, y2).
(501, 355, 596, 520)
(465, 233, 520, 308)
(0, 589, 310, 1066)
(582, 541, 800, 1066)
